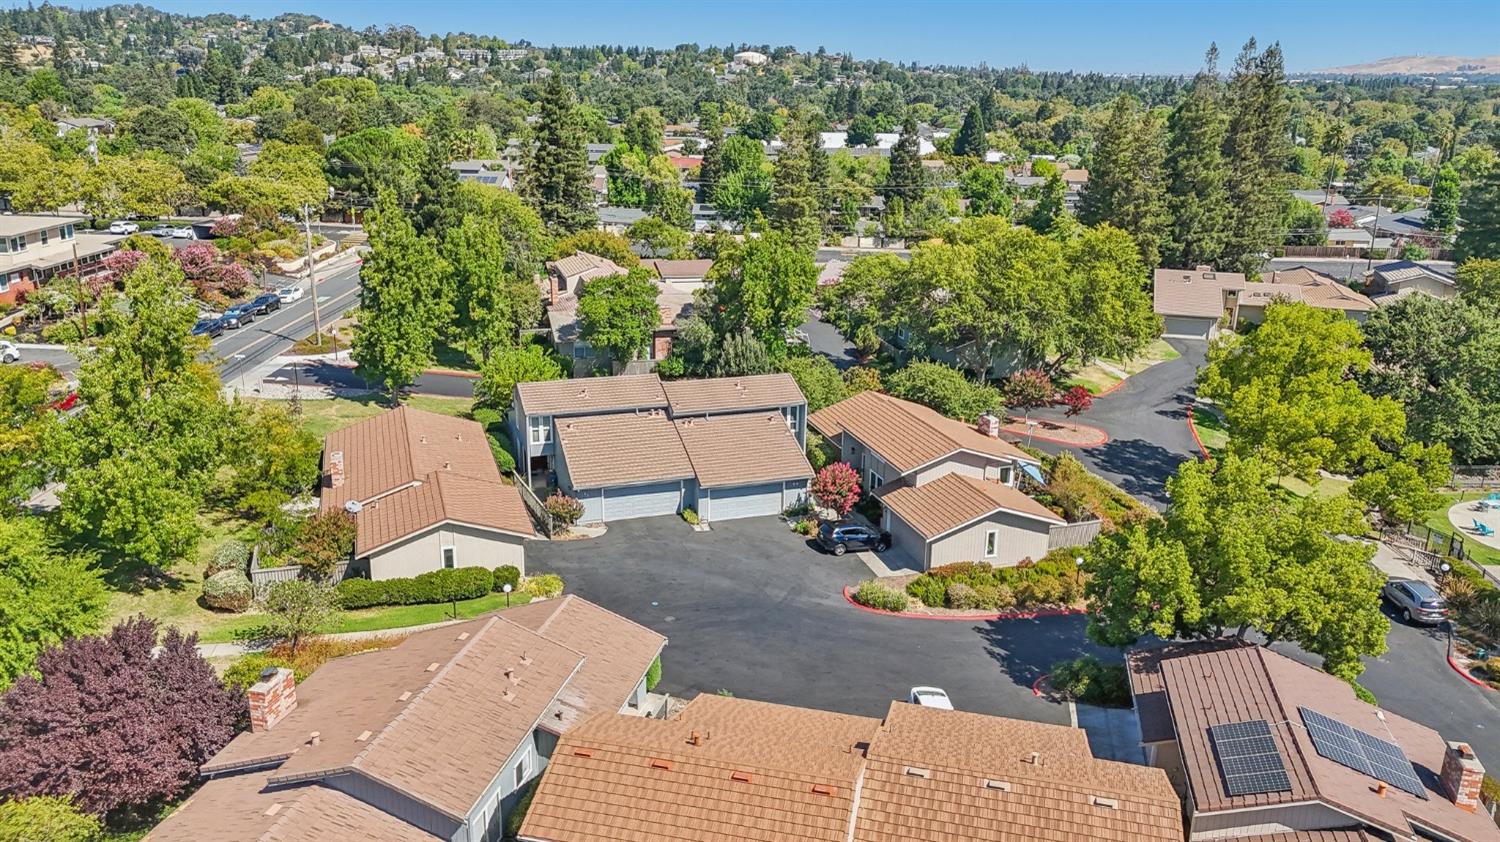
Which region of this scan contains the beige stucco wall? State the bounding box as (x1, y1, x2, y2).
(366, 523, 526, 581)
(927, 510, 1052, 569)
(1392, 275, 1456, 300)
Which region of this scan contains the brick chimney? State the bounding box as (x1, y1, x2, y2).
(327, 450, 345, 490)
(1441, 740, 1485, 813)
(976, 413, 1002, 438)
(248, 667, 297, 733)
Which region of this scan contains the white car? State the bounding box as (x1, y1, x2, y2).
(147, 225, 176, 237)
(0, 341, 20, 363)
(170, 226, 195, 239)
(275, 285, 305, 303)
(908, 686, 953, 710)
(108, 221, 139, 235)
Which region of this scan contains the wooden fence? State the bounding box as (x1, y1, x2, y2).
(1452, 466, 1500, 490)
(247, 544, 349, 591)
(1048, 519, 1103, 551)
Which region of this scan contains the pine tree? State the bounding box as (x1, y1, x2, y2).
(1164, 45, 1231, 268)
(1078, 95, 1168, 267)
(520, 76, 596, 234)
(352, 193, 450, 395)
(770, 113, 826, 253)
(1456, 166, 1500, 261)
(697, 110, 725, 199)
(1429, 165, 1460, 236)
(1221, 40, 1291, 276)
(884, 114, 924, 206)
(953, 104, 988, 159)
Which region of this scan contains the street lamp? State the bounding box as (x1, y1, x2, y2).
(502, 582, 513, 608)
(230, 353, 248, 394)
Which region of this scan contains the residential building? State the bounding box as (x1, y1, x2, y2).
(510, 373, 810, 523)
(541, 251, 690, 373)
(518, 694, 1184, 842)
(449, 158, 514, 189)
(1328, 228, 1376, 248)
(732, 49, 770, 66)
(810, 391, 1086, 570)
(1367, 260, 1458, 304)
(320, 406, 534, 581)
(1153, 265, 1377, 339)
(145, 596, 666, 842)
(645, 258, 714, 289)
(596, 206, 647, 234)
(1129, 641, 1500, 842)
(0, 215, 113, 313)
(54, 115, 115, 136)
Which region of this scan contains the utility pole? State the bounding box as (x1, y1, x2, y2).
(302, 203, 322, 348)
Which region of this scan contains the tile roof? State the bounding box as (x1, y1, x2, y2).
(1152, 267, 1242, 319)
(1261, 267, 1376, 313)
(1125, 639, 1249, 744)
(1374, 260, 1456, 287)
(555, 411, 695, 489)
(319, 406, 501, 512)
(353, 469, 534, 555)
(646, 258, 714, 279)
(663, 373, 805, 415)
(519, 698, 1183, 842)
(1146, 643, 1500, 842)
(808, 391, 1034, 475)
(1231, 832, 1375, 842)
(515, 374, 669, 417)
(876, 472, 1063, 540)
(548, 251, 627, 283)
(675, 412, 813, 488)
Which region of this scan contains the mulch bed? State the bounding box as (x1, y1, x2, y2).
(1001, 416, 1108, 447)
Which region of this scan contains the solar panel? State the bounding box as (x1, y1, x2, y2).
(1209, 719, 1292, 796)
(1298, 707, 1428, 800)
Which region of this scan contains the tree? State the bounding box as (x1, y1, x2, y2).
(1350, 441, 1451, 525)
(520, 76, 597, 234)
(708, 135, 772, 223)
(325, 127, 424, 205)
(1060, 385, 1093, 420)
(352, 193, 449, 395)
(712, 330, 773, 377)
(959, 165, 1011, 217)
(846, 115, 878, 147)
(553, 230, 638, 267)
(1429, 165, 1460, 235)
(886, 361, 1002, 422)
(952, 104, 988, 159)
(475, 343, 566, 411)
(1281, 197, 1328, 246)
(0, 616, 240, 817)
(0, 516, 106, 689)
(1079, 95, 1168, 266)
(80, 155, 194, 219)
(812, 462, 861, 517)
(623, 106, 664, 157)
(777, 355, 848, 412)
(1164, 47, 1231, 268)
(0, 796, 101, 842)
(883, 114, 925, 208)
(1197, 302, 1404, 481)
(1056, 224, 1160, 371)
(1457, 259, 1500, 302)
(1328, 207, 1355, 228)
(770, 112, 826, 254)
(578, 268, 660, 366)
(1084, 520, 1200, 647)
(1021, 174, 1067, 233)
(0, 364, 59, 505)
(439, 215, 542, 366)
(703, 234, 817, 360)
(222, 402, 322, 506)
(262, 579, 340, 654)
(627, 217, 690, 258)
(1221, 40, 1291, 276)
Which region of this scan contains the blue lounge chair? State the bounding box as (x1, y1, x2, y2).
(1474, 519, 1496, 537)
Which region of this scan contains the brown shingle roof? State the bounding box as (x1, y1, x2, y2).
(320, 406, 501, 512)
(1261, 267, 1376, 313)
(808, 391, 1034, 475)
(1152, 267, 1241, 319)
(555, 410, 694, 489)
(1125, 639, 1249, 744)
(675, 412, 813, 488)
(1231, 832, 1375, 842)
(663, 373, 805, 415)
(647, 258, 714, 279)
(876, 472, 1062, 540)
(549, 251, 627, 283)
(515, 374, 669, 417)
(353, 470, 534, 555)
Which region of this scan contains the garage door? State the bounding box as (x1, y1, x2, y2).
(1162, 315, 1215, 340)
(707, 483, 784, 521)
(602, 481, 681, 521)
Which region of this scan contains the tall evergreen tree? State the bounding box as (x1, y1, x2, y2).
(1221, 40, 1291, 276)
(1164, 45, 1231, 268)
(770, 112, 826, 253)
(1079, 94, 1168, 267)
(623, 107, 664, 157)
(1429, 165, 1460, 236)
(883, 114, 925, 227)
(352, 193, 450, 395)
(952, 104, 988, 159)
(1456, 166, 1500, 261)
(520, 76, 596, 234)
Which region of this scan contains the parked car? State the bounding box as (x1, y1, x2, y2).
(170, 226, 195, 239)
(275, 285, 304, 303)
(147, 225, 176, 237)
(191, 317, 224, 338)
(108, 220, 139, 234)
(247, 292, 281, 315)
(1382, 578, 1449, 625)
(908, 686, 954, 710)
(221, 305, 255, 329)
(816, 521, 890, 555)
(0, 341, 20, 363)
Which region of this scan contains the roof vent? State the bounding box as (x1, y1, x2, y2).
(650, 758, 674, 771)
(983, 779, 1012, 792)
(398, 691, 411, 702)
(1025, 752, 1041, 765)
(356, 730, 371, 742)
(505, 667, 520, 684)
(731, 771, 753, 783)
(419, 435, 427, 444)
(502, 689, 515, 702)
(1091, 796, 1119, 810)
(688, 730, 704, 746)
(308, 731, 321, 746)
(573, 748, 595, 758)
(811, 784, 837, 796)
(904, 766, 932, 779)
(520, 651, 532, 665)
(264, 803, 283, 817)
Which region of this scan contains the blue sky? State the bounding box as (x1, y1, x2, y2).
(27, 0, 1500, 74)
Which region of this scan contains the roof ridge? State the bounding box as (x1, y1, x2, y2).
(535, 593, 668, 651)
(531, 594, 571, 636)
(1254, 646, 1323, 803)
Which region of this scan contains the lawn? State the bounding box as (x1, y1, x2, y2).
(195, 590, 535, 643)
(252, 393, 476, 439)
(1064, 339, 1181, 395)
(1190, 405, 1229, 456)
(1422, 490, 1500, 569)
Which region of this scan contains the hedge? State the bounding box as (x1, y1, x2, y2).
(904, 552, 1084, 611)
(492, 565, 522, 592)
(202, 569, 254, 612)
(335, 567, 495, 609)
(646, 655, 662, 691)
(523, 573, 564, 599)
(206, 540, 251, 577)
(852, 581, 908, 612)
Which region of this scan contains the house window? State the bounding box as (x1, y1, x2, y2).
(782, 404, 801, 431)
(529, 415, 552, 445)
(514, 757, 528, 789)
(62, 224, 74, 240)
(997, 466, 1013, 485)
(868, 469, 884, 491)
(39, 228, 48, 245)
(0, 273, 10, 293)
(441, 546, 456, 569)
(984, 529, 999, 558)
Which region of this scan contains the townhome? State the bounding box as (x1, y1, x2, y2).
(542, 251, 703, 374)
(0, 215, 115, 313)
(1367, 260, 1459, 304)
(1153, 264, 1377, 340)
(1129, 641, 1500, 842)
(510, 373, 810, 523)
(518, 694, 1183, 842)
(810, 391, 1085, 570)
(146, 597, 667, 842)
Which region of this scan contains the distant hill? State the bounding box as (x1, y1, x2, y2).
(1311, 54, 1500, 76)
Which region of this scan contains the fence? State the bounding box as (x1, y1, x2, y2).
(1048, 519, 1103, 551)
(509, 472, 557, 537)
(247, 544, 349, 591)
(1382, 520, 1500, 589)
(1452, 466, 1500, 490)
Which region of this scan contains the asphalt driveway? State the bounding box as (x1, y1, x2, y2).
(528, 516, 1112, 726)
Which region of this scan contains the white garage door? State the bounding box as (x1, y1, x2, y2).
(707, 483, 784, 521)
(602, 481, 681, 521)
(1162, 315, 1215, 340)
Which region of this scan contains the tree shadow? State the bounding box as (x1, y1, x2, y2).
(971, 613, 1119, 692)
(1080, 438, 1189, 505)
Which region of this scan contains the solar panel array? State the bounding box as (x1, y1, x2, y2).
(1298, 707, 1428, 800)
(1208, 719, 1292, 796)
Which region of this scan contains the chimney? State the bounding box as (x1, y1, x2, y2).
(248, 667, 297, 733)
(327, 450, 345, 489)
(689, 730, 704, 746)
(976, 413, 1002, 438)
(1442, 741, 1486, 813)
(1194, 264, 1213, 272)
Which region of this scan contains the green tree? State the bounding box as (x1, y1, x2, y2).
(1457, 259, 1500, 302)
(0, 515, 106, 689)
(578, 268, 660, 366)
(262, 579, 340, 654)
(1056, 224, 1160, 371)
(770, 112, 826, 253)
(475, 343, 566, 411)
(1455, 165, 1500, 261)
(1079, 95, 1169, 266)
(1221, 39, 1291, 276)
(352, 193, 449, 395)
(81, 155, 194, 219)
(0, 796, 101, 842)
(553, 229, 638, 267)
(628, 217, 690, 258)
(886, 361, 1002, 422)
(1021, 174, 1067, 233)
(777, 355, 848, 412)
(952, 103, 988, 159)
(520, 76, 596, 234)
(623, 106, 665, 157)
(1084, 520, 1200, 647)
(959, 165, 1011, 218)
(1350, 441, 1451, 525)
(1429, 165, 1460, 235)
(325, 127, 425, 205)
(704, 233, 817, 360)
(0, 364, 59, 505)
(439, 216, 543, 365)
(883, 114, 925, 208)
(708, 135, 772, 223)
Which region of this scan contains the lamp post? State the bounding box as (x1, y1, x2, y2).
(230, 353, 248, 394)
(502, 582, 513, 608)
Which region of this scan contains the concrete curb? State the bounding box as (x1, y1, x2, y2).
(841, 585, 1087, 622)
(422, 367, 481, 380)
(1185, 405, 1214, 462)
(1003, 418, 1109, 448)
(1446, 627, 1493, 690)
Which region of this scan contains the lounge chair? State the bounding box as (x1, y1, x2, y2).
(1474, 519, 1496, 537)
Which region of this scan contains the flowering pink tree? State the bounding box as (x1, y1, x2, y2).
(1060, 385, 1093, 428)
(1003, 368, 1055, 420)
(1328, 208, 1354, 228)
(175, 243, 253, 301)
(812, 462, 861, 517)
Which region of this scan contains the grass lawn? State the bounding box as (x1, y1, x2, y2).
(1423, 490, 1500, 568)
(1278, 474, 1355, 500)
(195, 590, 535, 643)
(1190, 405, 1229, 456)
(1064, 339, 1182, 395)
(431, 340, 480, 373)
(252, 394, 476, 439)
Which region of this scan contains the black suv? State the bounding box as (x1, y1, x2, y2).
(191, 317, 224, 338)
(221, 304, 255, 328)
(817, 521, 890, 555)
(247, 292, 282, 315)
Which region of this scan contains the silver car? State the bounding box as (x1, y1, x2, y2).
(1382, 579, 1448, 625)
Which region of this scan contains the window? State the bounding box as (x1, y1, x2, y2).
(39, 228, 47, 245)
(514, 757, 529, 788)
(62, 224, 74, 240)
(0, 273, 10, 293)
(997, 466, 1013, 485)
(441, 546, 456, 569)
(782, 404, 801, 431)
(868, 469, 884, 491)
(984, 529, 999, 558)
(529, 415, 552, 445)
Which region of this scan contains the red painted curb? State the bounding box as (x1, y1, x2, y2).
(1185, 405, 1214, 462)
(1447, 630, 1493, 690)
(1093, 377, 1129, 398)
(1032, 674, 1050, 696)
(841, 585, 1087, 622)
(1003, 419, 1109, 448)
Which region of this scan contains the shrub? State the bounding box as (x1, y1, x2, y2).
(793, 518, 816, 536)
(944, 582, 985, 610)
(523, 573, 565, 599)
(202, 569, 254, 612)
(853, 581, 908, 612)
(486, 432, 517, 473)
(291, 510, 355, 578)
(206, 539, 251, 577)
(1049, 655, 1130, 706)
(334, 567, 495, 609)
(1349, 680, 1378, 706)
(544, 492, 584, 526)
(854, 495, 883, 524)
(905, 575, 947, 607)
(976, 583, 1016, 610)
(221, 653, 301, 692)
(682, 508, 700, 525)
(645, 655, 662, 691)
(492, 565, 522, 592)
(0, 796, 101, 842)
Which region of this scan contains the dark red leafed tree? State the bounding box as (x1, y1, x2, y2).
(0, 615, 242, 818)
(1003, 367, 1055, 420)
(1328, 208, 1354, 229)
(812, 462, 861, 517)
(1061, 385, 1094, 419)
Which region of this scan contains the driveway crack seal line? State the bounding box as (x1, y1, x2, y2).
(1446, 626, 1492, 690)
(841, 586, 1086, 622)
